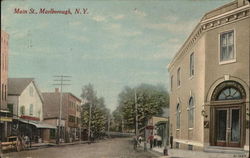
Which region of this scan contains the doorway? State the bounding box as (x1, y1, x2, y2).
(210, 81, 246, 148)
(215, 107, 241, 147)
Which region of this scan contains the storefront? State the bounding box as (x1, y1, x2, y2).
(13, 119, 56, 143)
(0, 110, 12, 141)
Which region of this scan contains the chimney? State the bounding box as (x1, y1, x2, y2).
(237, 0, 245, 7)
(55, 88, 59, 93)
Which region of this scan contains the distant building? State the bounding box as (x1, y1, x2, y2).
(168, 0, 249, 152)
(144, 116, 169, 147)
(43, 89, 82, 142)
(8, 78, 55, 142)
(0, 30, 11, 141)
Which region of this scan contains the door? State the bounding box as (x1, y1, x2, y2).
(215, 107, 241, 147)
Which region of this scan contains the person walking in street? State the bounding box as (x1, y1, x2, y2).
(133, 136, 138, 150)
(138, 136, 142, 144)
(24, 135, 29, 149)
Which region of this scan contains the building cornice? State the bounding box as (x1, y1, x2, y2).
(167, 3, 250, 72)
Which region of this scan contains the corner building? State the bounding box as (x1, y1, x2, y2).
(168, 0, 249, 152)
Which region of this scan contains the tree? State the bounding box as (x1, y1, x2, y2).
(81, 84, 110, 139)
(113, 83, 169, 131)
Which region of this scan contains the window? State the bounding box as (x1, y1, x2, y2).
(190, 53, 194, 76)
(177, 68, 181, 87)
(176, 104, 181, 129)
(69, 115, 75, 123)
(5, 85, 7, 100)
(29, 104, 33, 115)
(188, 145, 193, 150)
(170, 75, 173, 91)
(20, 106, 25, 115)
(188, 97, 195, 128)
(1, 84, 3, 100)
(175, 142, 180, 149)
(220, 30, 235, 62)
(29, 87, 34, 96)
(7, 104, 13, 114)
(217, 87, 242, 100)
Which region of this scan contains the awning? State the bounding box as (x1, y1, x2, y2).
(19, 119, 56, 129)
(155, 121, 167, 126)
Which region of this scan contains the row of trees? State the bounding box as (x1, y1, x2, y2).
(80, 83, 169, 136)
(81, 84, 110, 138)
(112, 83, 169, 132)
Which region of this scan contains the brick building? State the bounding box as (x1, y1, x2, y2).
(42, 89, 82, 142)
(0, 30, 11, 141)
(0, 30, 9, 110)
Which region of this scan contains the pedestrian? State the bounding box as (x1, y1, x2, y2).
(24, 135, 29, 148)
(138, 136, 142, 144)
(157, 135, 162, 148)
(148, 135, 153, 149)
(154, 134, 157, 147)
(133, 136, 137, 150)
(170, 135, 173, 149)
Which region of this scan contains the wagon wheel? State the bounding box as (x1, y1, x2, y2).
(16, 138, 21, 152)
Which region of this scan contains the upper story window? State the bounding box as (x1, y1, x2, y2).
(29, 104, 33, 115)
(29, 87, 34, 97)
(220, 30, 235, 62)
(7, 104, 13, 114)
(170, 75, 173, 91)
(177, 68, 181, 87)
(20, 106, 25, 115)
(190, 53, 194, 77)
(176, 103, 181, 129)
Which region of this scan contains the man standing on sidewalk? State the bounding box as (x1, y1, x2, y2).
(148, 135, 154, 149)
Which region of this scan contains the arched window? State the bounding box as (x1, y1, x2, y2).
(188, 97, 195, 128)
(176, 104, 181, 129)
(217, 87, 242, 101)
(211, 81, 246, 101)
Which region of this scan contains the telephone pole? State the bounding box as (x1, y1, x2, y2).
(135, 89, 138, 138)
(88, 103, 92, 142)
(53, 75, 71, 144)
(107, 115, 110, 138)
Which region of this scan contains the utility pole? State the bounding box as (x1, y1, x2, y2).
(79, 104, 82, 143)
(135, 89, 138, 138)
(121, 116, 124, 133)
(88, 103, 92, 142)
(107, 115, 110, 138)
(53, 75, 71, 144)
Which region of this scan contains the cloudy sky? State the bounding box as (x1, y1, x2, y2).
(2, 0, 231, 111)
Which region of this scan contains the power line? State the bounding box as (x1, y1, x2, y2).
(52, 75, 71, 144)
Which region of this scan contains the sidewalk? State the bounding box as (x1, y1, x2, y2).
(28, 141, 89, 150)
(139, 142, 249, 158)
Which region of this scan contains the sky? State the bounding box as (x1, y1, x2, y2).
(1, 0, 232, 111)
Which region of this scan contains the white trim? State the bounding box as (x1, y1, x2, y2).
(201, 4, 250, 24)
(173, 138, 204, 147)
(218, 29, 237, 65)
